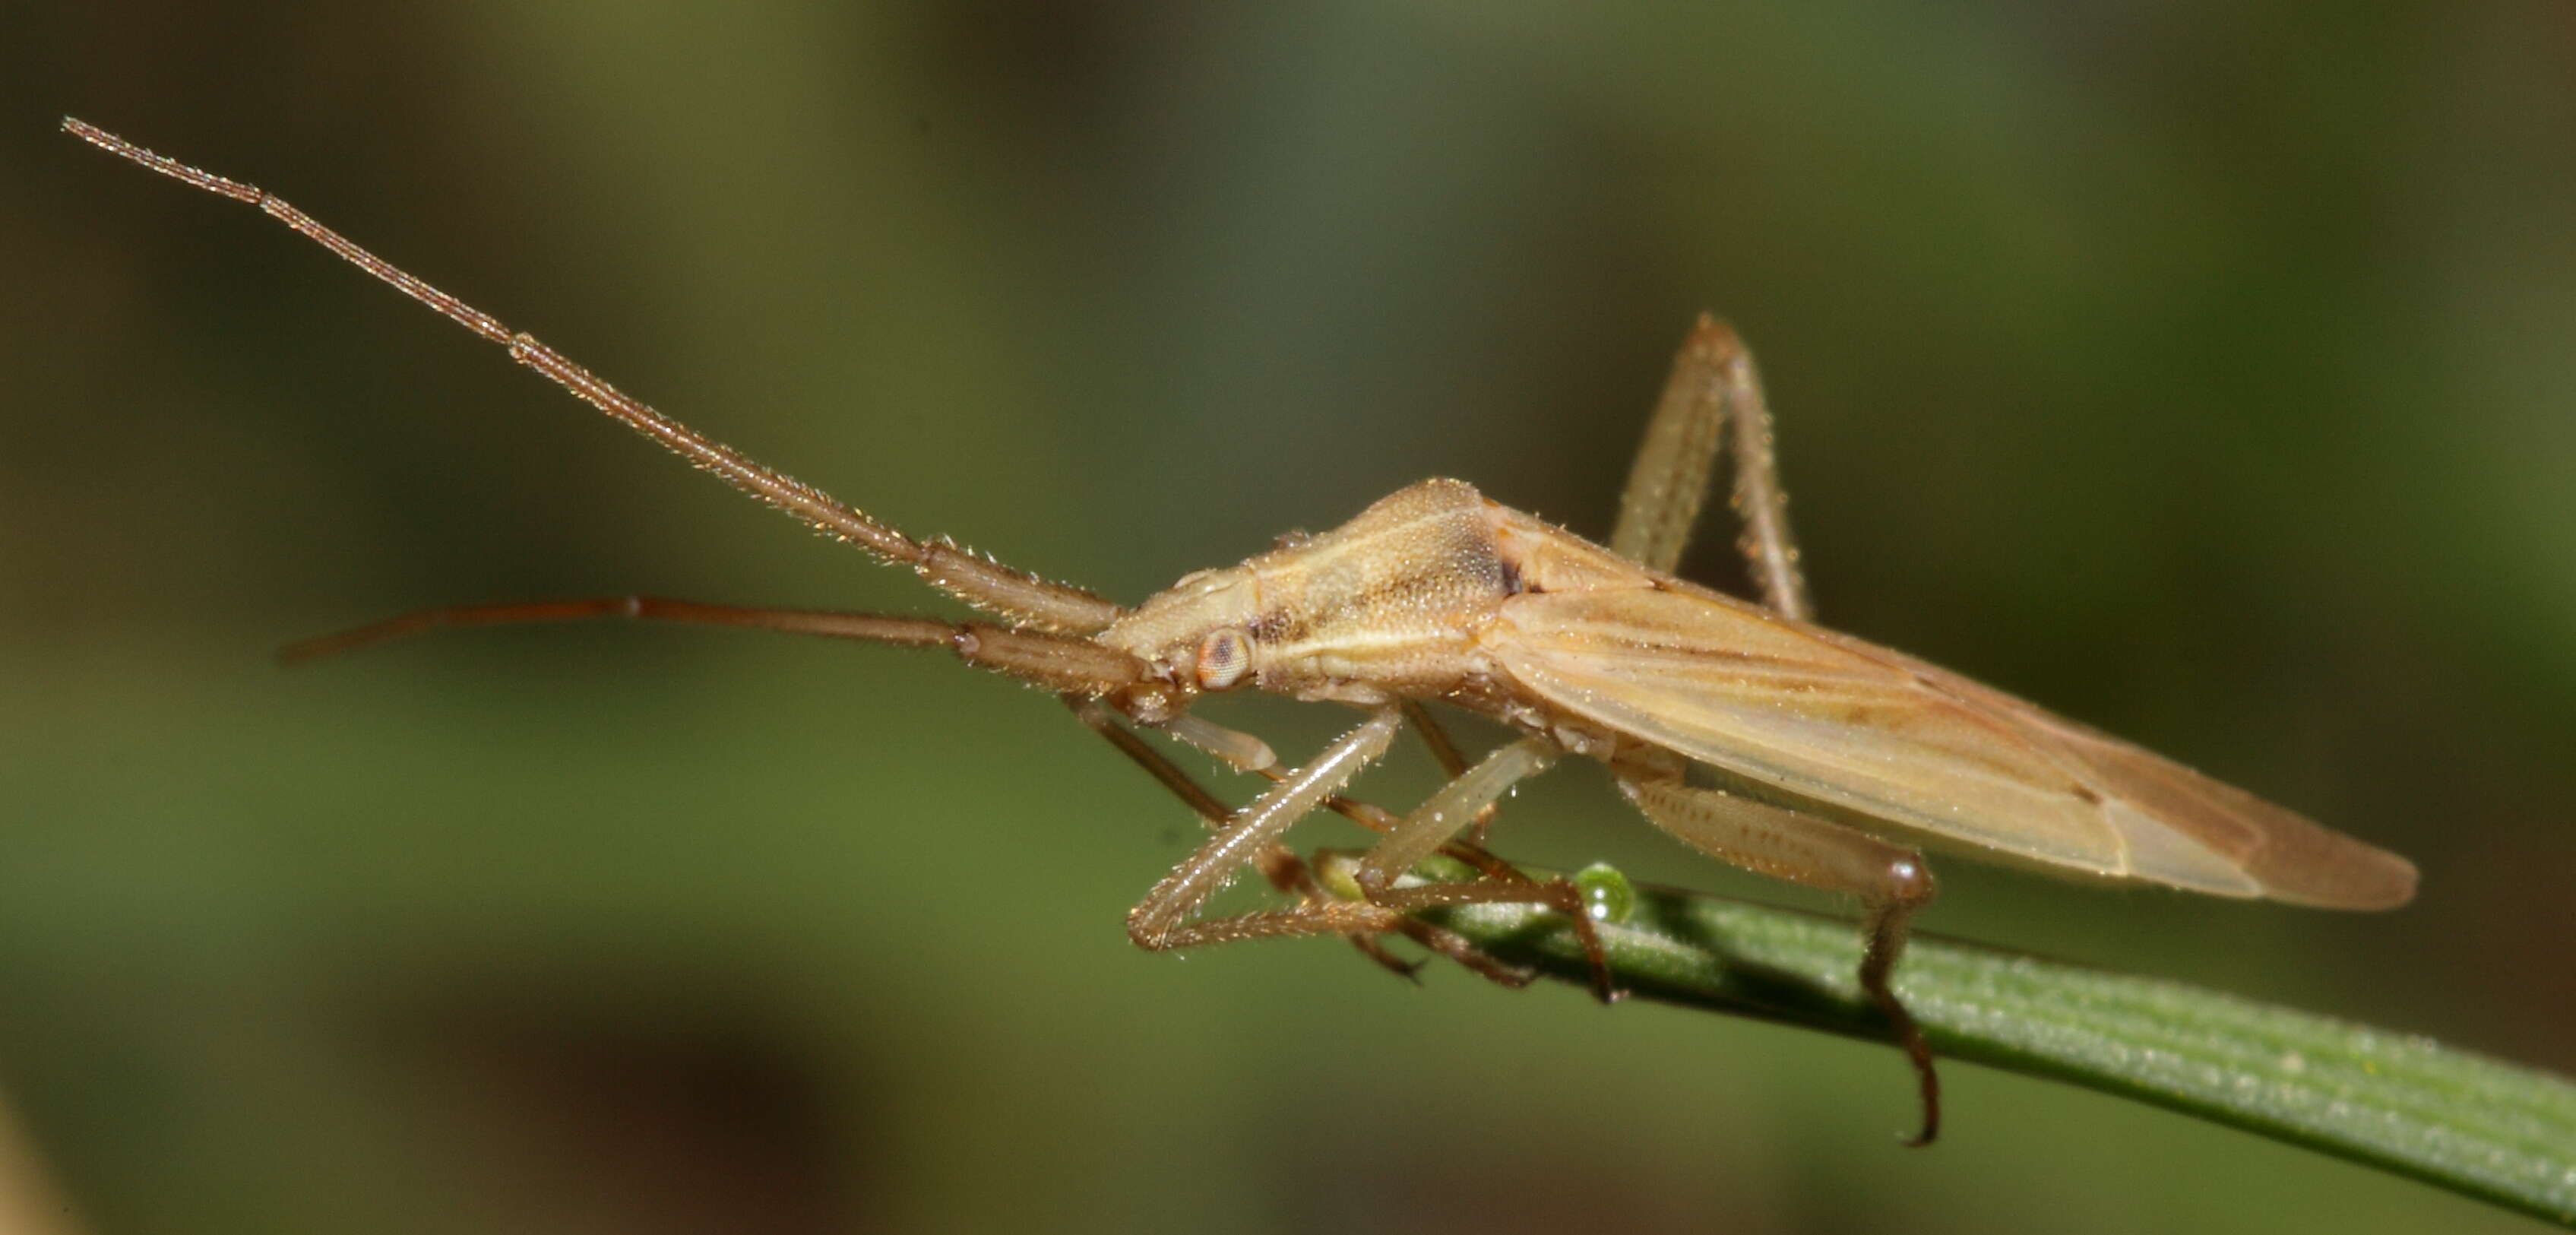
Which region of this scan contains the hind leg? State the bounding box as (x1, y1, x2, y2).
(1619, 767, 1940, 1145)
(1611, 315, 1812, 619)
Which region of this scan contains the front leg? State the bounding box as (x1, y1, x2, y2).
(1071, 696, 1460, 980)
(1127, 710, 1403, 948)
(1121, 897, 1539, 992)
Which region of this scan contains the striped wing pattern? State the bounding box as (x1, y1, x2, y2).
(1487, 588, 2414, 907)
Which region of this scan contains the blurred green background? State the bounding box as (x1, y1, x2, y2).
(5, 3, 2574, 1232)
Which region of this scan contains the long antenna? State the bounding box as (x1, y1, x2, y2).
(62, 117, 1123, 634)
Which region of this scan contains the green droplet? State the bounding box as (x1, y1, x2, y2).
(1574, 861, 1635, 925)
(1313, 851, 1366, 902)
(1412, 854, 1479, 885)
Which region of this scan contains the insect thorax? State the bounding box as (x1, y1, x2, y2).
(1100, 479, 1513, 704)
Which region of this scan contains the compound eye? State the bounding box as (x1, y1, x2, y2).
(1194, 628, 1252, 690)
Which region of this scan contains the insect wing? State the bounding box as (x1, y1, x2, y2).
(1487, 588, 2414, 907)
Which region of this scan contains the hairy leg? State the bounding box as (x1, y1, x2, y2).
(1127, 711, 1404, 947)
(1609, 314, 1812, 620)
(1619, 768, 1940, 1144)
(1068, 697, 1432, 979)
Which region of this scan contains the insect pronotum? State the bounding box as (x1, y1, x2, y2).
(68, 118, 2417, 1146)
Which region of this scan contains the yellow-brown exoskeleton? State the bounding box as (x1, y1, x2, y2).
(67, 118, 2416, 1146)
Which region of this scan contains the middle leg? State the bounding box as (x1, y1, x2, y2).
(1342, 738, 1625, 1004)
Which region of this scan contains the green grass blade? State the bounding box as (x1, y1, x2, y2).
(1419, 879, 2576, 1225)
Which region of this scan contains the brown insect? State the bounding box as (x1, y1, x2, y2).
(68, 118, 2416, 1146)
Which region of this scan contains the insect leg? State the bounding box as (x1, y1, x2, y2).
(1714, 325, 1811, 622)
(1110, 900, 1538, 991)
(278, 596, 1149, 692)
(1280, 785, 1587, 989)
(1400, 700, 1472, 777)
(1127, 710, 1403, 948)
(1618, 771, 1940, 1145)
(1169, 711, 1539, 874)
(1181, 721, 1526, 884)
(1161, 714, 1280, 772)
(1107, 705, 1548, 982)
(1607, 315, 1811, 619)
(1612, 315, 1734, 575)
(1353, 739, 1556, 890)
(1356, 876, 1624, 1004)
(62, 119, 1120, 635)
(1268, 770, 1590, 989)
(1331, 739, 1622, 1003)
(1399, 701, 1501, 845)
(1065, 698, 1432, 980)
